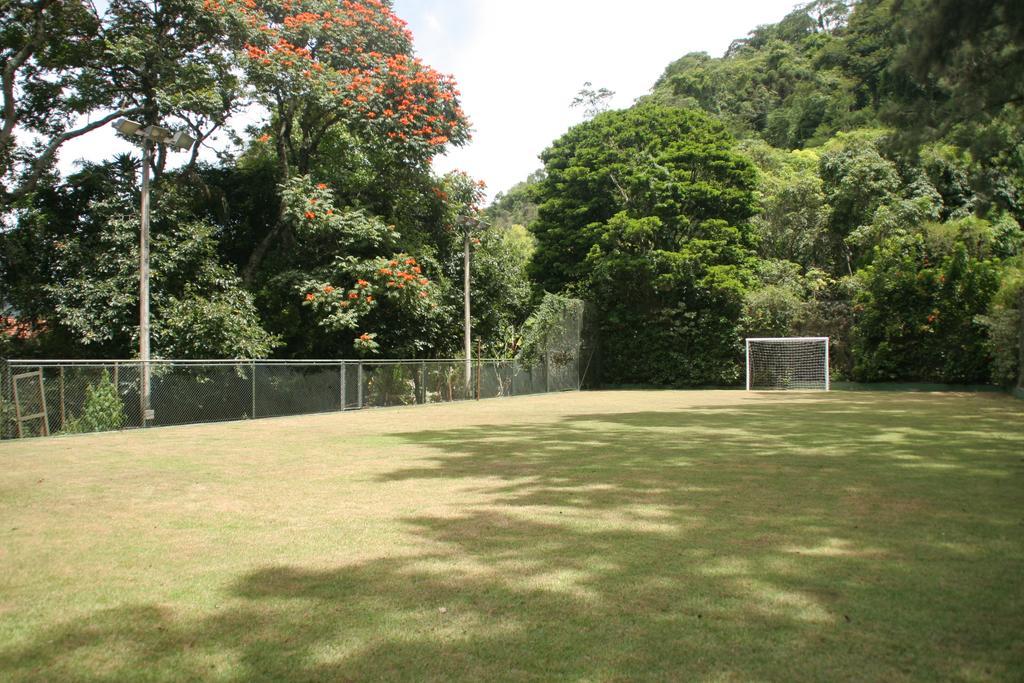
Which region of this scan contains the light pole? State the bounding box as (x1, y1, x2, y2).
(111, 118, 194, 425)
(457, 215, 480, 398)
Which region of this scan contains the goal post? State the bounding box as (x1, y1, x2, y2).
(745, 337, 830, 391)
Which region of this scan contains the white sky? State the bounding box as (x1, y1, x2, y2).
(58, 0, 800, 201)
(403, 0, 799, 199)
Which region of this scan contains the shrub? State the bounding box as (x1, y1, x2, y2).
(976, 257, 1024, 387)
(852, 232, 1001, 384)
(64, 371, 126, 434)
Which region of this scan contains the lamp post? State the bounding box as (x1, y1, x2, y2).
(457, 215, 480, 398)
(111, 118, 195, 425)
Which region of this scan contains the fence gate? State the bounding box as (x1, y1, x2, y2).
(12, 369, 49, 438)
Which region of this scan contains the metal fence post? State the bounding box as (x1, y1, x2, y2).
(339, 361, 345, 410)
(476, 339, 482, 400)
(357, 362, 363, 409)
(251, 361, 257, 419)
(420, 360, 427, 404)
(59, 366, 67, 431)
(0, 358, 13, 439)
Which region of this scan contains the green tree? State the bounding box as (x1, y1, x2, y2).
(583, 213, 754, 385)
(530, 105, 758, 294)
(818, 129, 943, 273)
(1, 0, 131, 206)
(485, 169, 544, 233)
(103, 0, 243, 174)
(889, 0, 1024, 135)
(976, 256, 1024, 387)
(6, 160, 277, 358)
(649, 2, 862, 148)
(740, 139, 830, 268)
(471, 222, 535, 356)
(851, 222, 1006, 383)
(1, 0, 241, 207)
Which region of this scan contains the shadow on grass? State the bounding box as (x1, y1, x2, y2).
(2, 394, 1022, 680)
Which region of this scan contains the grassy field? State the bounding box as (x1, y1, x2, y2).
(0, 389, 1022, 682)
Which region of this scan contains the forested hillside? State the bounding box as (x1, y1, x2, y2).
(510, 0, 1024, 386)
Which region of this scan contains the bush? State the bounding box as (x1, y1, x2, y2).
(976, 257, 1024, 386)
(64, 371, 126, 434)
(740, 264, 805, 340)
(852, 231, 1001, 384)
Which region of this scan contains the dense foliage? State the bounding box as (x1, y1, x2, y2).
(0, 0, 514, 362)
(851, 223, 1004, 383)
(523, 0, 1024, 387)
(2, 0, 1022, 390)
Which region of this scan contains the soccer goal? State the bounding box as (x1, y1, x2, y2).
(745, 337, 830, 391)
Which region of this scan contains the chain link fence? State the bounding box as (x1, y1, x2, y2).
(0, 356, 579, 439)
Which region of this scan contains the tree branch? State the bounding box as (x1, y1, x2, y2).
(4, 106, 143, 206)
(1, 1, 55, 150)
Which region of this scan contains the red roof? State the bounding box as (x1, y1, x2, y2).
(2, 316, 45, 340)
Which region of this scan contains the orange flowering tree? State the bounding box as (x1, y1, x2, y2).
(301, 252, 438, 354)
(216, 0, 470, 178)
(281, 175, 442, 355)
(205, 0, 473, 354)
(434, 169, 487, 231)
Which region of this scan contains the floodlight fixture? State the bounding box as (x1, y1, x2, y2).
(170, 130, 196, 151)
(113, 118, 193, 151)
(457, 214, 480, 233)
(142, 125, 172, 142)
(112, 118, 143, 136)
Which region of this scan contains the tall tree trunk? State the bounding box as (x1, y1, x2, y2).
(242, 97, 293, 284)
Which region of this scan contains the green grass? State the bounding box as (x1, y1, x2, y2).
(0, 390, 1022, 681)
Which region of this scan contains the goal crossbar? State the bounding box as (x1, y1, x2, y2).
(745, 337, 830, 391)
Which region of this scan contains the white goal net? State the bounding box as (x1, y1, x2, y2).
(745, 337, 830, 391)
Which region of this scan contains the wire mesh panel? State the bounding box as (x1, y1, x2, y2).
(255, 363, 344, 418)
(0, 359, 14, 439)
(2, 355, 580, 439)
(509, 362, 542, 396)
(150, 363, 251, 426)
(361, 363, 420, 408)
(477, 361, 513, 399)
(422, 361, 470, 404)
(548, 351, 579, 392)
(4, 363, 142, 435)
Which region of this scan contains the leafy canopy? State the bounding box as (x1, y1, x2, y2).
(530, 104, 758, 294)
